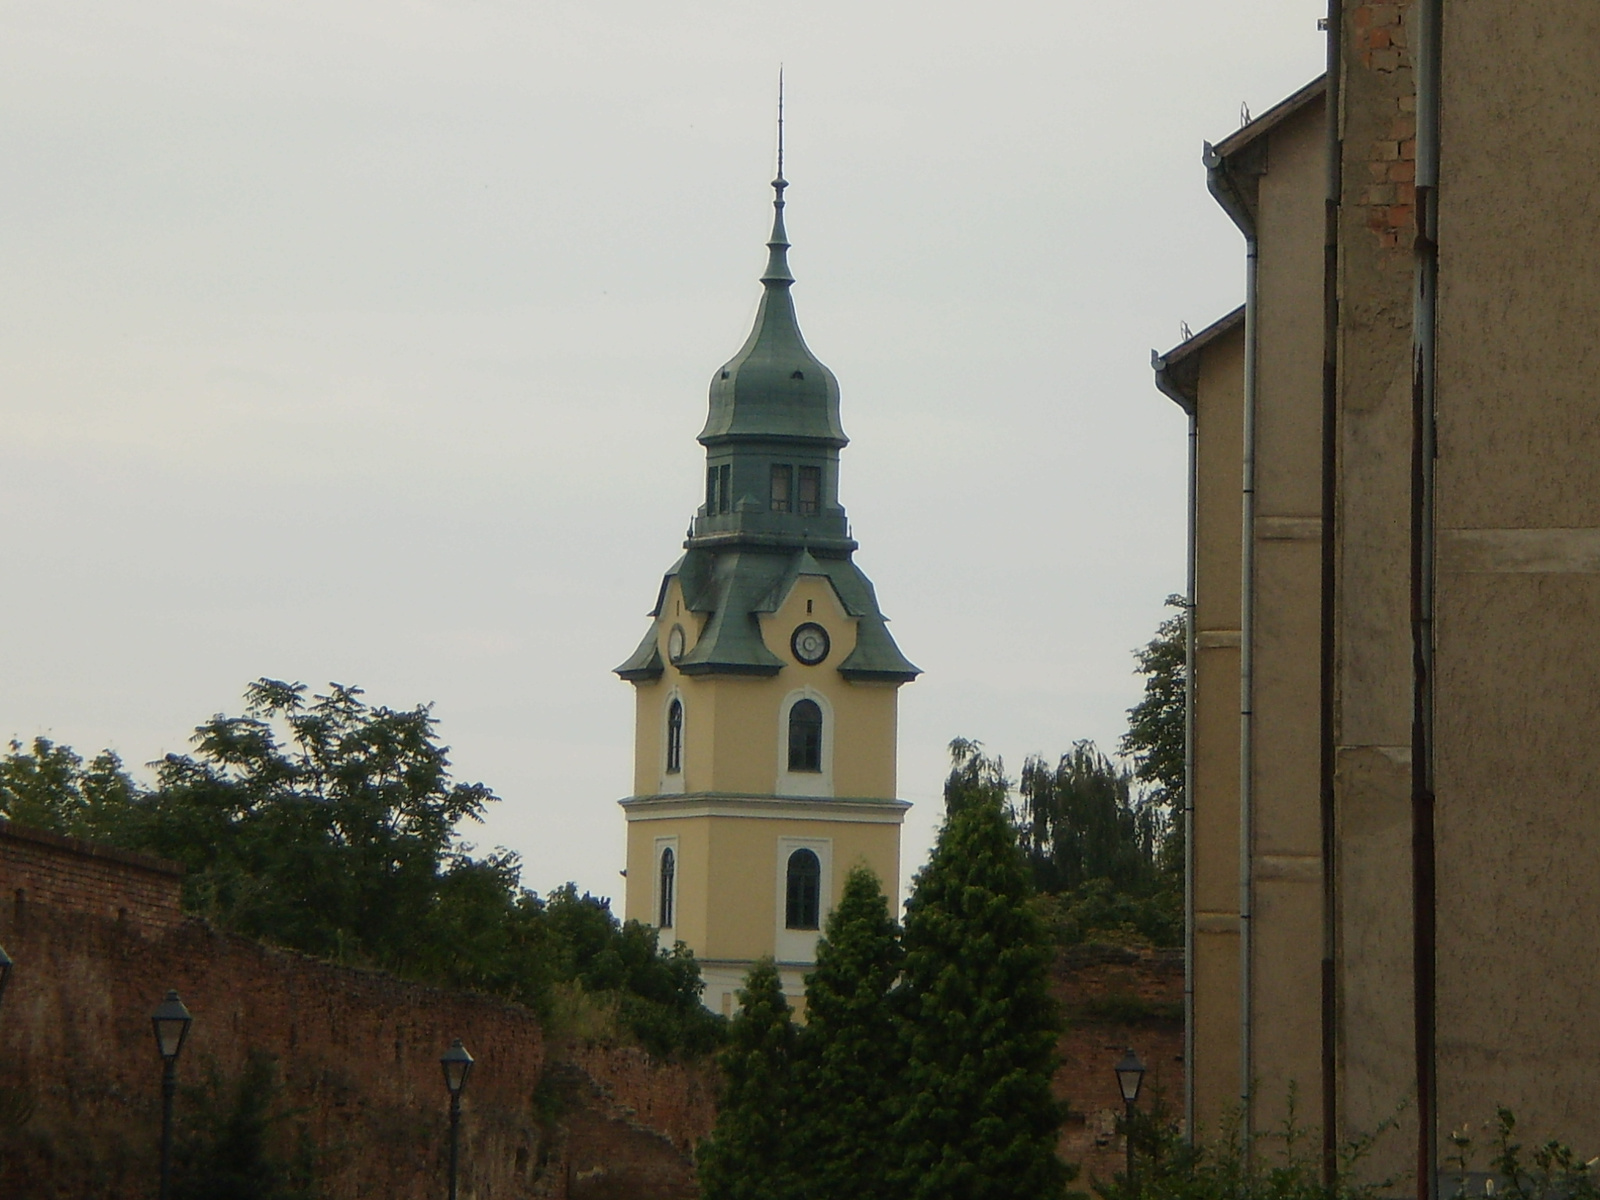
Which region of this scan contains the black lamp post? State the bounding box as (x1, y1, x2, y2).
(441, 1039, 474, 1200)
(151, 990, 193, 1200)
(1115, 1047, 1147, 1189)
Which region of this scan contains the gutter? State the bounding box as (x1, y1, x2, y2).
(1152, 348, 1199, 1139)
(1319, 0, 1343, 1182)
(1411, 0, 1443, 1194)
(1204, 139, 1260, 1153)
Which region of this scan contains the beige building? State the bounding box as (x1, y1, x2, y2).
(616, 168, 918, 1013)
(1156, 3, 1600, 1190)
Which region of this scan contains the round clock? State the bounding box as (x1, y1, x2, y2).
(667, 624, 687, 664)
(791, 622, 830, 666)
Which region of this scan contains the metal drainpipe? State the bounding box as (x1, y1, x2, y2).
(1411, 0, 1442, 1195)
(1319, 0, 1344, 1184)
(1204, 144, 1259, 1152)
(1149, 351, 1199, 1143)
(1183, 404, 1198, 1142)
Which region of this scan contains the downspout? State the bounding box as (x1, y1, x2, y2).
(1319, 0, 1343, 1184)
(1182, 408, 1197, 1143)
(1204, 144, 1259, 1153)
(1411, 0, 1442, 1195)
(1151, 355, 1198, 1141)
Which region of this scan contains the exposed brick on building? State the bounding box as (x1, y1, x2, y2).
(1352, 0, 1418, 250)
(1051, 946, 1186, 1183)
(0, 818, 184, 931)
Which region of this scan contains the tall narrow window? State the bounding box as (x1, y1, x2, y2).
(706, 464, 732, 514)
(798, 466, 821, 515)
(666, 699, 683, 773)
(659, 847, 676, 928)
(785, 848, 820, 930)
(770, 464, 793, 512)
(788, 699, 823, 772)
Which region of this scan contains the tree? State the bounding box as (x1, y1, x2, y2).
(173, 1051, 317, 1200)
(793, 866, 905, 1200)
(697, 960, 802, 1200)
(942, 736, 1011, 817)
(0, 736, 139, 842)
(894, 790, 1069, 1200)
(1121, 596, 1186, 873)
(0, 681, 727, 1060)
(1017, 741, 1160, 895)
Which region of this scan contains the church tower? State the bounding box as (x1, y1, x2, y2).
(615, 150, 919, 1012)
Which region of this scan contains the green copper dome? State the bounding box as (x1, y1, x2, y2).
(698, 177, 847, 449)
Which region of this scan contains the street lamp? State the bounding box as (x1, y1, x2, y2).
(441, 1039, 474, 1200)
(1115, 1047, 1147, 1189)
(151, 990, 193, 1200)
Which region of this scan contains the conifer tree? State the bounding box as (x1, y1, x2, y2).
(893, 793, 1069, 1200)
(794, 866, 905, 1200)
(697, 959, 802, 1200)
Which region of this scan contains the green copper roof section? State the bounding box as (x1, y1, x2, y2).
(698, 173, 847, 448)
(612, 546, 920, 683)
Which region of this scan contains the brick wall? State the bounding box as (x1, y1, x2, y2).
(0, 818, 184, 931)
(1051, 946, 1186, 1183)
(0, 827, 710, 1200)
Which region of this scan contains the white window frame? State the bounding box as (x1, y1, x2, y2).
(774, 836, 832, 964)
(659, 688, 686, 794)
(654, 835, 680, 933)
(776, 687, 833, 797)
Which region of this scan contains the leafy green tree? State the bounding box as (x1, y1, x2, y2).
(0, 736, 139, 841)
(697, 960, 802, 1200)
(0, 681, 727, 1060)
(1018, 741, 1161, 895)
(943, 736, 1011, 817)
(894, 790, 1069, 1200)
(1121, 596, 1186, 874)
(793, 866, 905, 1200)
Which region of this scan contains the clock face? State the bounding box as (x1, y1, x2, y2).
(667, 624, 687, 663)
(791, 622, 830, 666)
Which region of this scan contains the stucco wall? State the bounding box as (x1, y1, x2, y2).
(1431, 0, 1600, 1151)
(1332, 0, 1421, 1175)
(1247, 95, 1330, 1137)
(1190, 321, 1245, 1135)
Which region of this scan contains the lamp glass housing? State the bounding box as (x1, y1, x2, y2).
(0, 942, 12, 1005)
(151, 990, 193, 1061)
(441, 1039, 475, 1096)
(1114, 1048, 1146, 1104)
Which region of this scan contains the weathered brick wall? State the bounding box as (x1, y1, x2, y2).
(1353, 3, 1418, 252)
(1051, 946, 1186, 1183)
(0, 829, 709, 1200)
(0, 905, 552, 1199)
(0, 818, 184, 931)
(563, 1041, 717, 1158)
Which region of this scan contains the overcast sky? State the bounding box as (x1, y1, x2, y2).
(0, 0, 1325, 904)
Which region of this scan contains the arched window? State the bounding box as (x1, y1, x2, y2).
(666, 699, 684, 774)
(787, 699, 823, 772)
(785, 848, 820, 930)
(658, 846, 676, 928)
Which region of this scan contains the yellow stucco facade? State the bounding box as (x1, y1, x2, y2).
(621, 568, 908, 1010)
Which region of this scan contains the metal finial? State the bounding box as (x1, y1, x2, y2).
(774, 67, 786, 197)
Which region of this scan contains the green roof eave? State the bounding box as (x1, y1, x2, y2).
(615, 629, 664, 681)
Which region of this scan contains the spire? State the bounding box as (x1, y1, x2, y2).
(763, 69, 793, 286)
(698, 73, 845, 451)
